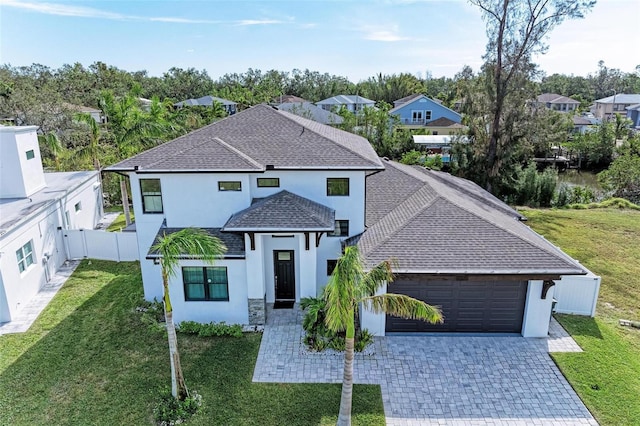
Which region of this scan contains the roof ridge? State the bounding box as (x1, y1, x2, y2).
(284, 190, 336, 227)
(426, 182, 583, 270)
(212, 137, 264, 170)
(361, 184, 439, 255)
(275, 108, 382, 168)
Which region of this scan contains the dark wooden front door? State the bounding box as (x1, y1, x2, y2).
(274, 250, 295, 301)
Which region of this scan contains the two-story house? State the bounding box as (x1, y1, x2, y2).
(316, 95, 376, 113)
(390, 94, 463, 133)
(106, 105, 588, 338)
(534, 94, 580, 113)
(174, 95, 238, 115)
(592, 93, 640, 120)
(0, 125, 102, 324)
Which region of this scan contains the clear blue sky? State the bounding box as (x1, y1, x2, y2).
(1, 0, 638, 82)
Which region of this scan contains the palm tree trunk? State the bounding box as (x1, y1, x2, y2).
(337, 318, 355, 426)
(163, 273, 188, 400)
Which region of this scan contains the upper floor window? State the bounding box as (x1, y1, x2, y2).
(183, 267, 229, 301)
(140, 179, 163, 214)
(219, 181, 242, 191)
(327, 178, 349, 196)
(425, 110, 432, 120)
(74, 201, 82, 212)
(16, 240, 35, 273)
(26, 150, 35, 160)
(328, 220, 349, 237)
(257, 178, 279, 188)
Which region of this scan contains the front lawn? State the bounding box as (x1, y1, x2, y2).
(523, 208, 640, 425)
(0, 260, 384, 425)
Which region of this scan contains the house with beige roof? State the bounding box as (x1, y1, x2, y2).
(106, 104, 592, 337)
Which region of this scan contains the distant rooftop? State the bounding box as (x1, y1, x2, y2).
(595, 94, 640, 104)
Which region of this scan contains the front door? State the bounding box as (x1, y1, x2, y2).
(274, 250, 295, 301)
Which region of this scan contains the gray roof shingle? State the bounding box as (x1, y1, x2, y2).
(106, 104, 383, 172)
(277, 102, 344, 125)
(223, 190, 335, 231)
(359, 160, 586, 275)
(146, 227, 245, 258)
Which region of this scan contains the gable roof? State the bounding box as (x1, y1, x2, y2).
(106, 104, 383, 172)
(626, 103, 640, 111)
(536, 93, 580, 104)
(316, 95, 375, 106)
(389, 95, 461, 120)
(393, 93, 423, 106)
(273, 95, 307, 104)
(359, 160, 585, 276)
(174, 95, 237, 107)
(223, 190, 335, 232)
(277, 102, 344, 125)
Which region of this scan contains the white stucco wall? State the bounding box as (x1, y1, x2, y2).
(521, 280, 555, 337)
(169, 259, 248, 325)
(0, 173, 101, 323)
(360, 282, 387, 336)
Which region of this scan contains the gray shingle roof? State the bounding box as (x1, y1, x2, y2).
(316, 95, 376, 106)
(223, 190, 335, 231)
(425, 117, 463, 127)
(146, 227, 245, 258)
(359, 160, 586, 275)
(106, 104, 383, 172)
(595, 94, 640, 104)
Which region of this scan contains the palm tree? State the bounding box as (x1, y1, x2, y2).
(324, 246, 442, 426)
(150, 228, 227, 400)
(37, 131, 65, 171)
(74, 112, 103, 170)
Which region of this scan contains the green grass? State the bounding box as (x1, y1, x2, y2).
(523, 208, 640, 425)
(0, 260, 384, 426)
(105, 205, 135, 232)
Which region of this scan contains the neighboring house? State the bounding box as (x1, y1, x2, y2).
(592, 93, 640, 120)
(572, 116, 597, 134)
(105, 104, 588, 338)
(277, 102, 344, 126)
(424, 117, 466, 135)
(389, 94, 462, 129)
(0, 125, 102, 324)
(626, 103, 640, 129)
(272, 95, 307, 104)
(316, 95, 376, 113)
(64, 103, 105, 123)
(174, 96, 238, 115)
(535, 93, 580, 113)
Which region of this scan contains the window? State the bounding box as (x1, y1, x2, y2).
(425, 110, 432, 120)
(328, 220, 349, 237)
(16, 240, 35, 273)
(257, 178, 279, 188)
(218, 181, 242, 191)
(140, 179, 163, 214)
(411, 110, 423, 123)
(327, 259, 338, 276)
(74, 201, 82, 212)
(26, 150, 35, 160)
(183, 267, 229, 301)
(327, 178, 349, 196)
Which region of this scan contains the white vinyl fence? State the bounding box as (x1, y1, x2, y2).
(553, 270, 601, 317)
(63, 229, 139, 261)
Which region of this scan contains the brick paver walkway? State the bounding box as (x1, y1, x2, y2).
(253, 305, 597, 426)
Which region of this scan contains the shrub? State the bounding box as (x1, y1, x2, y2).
(510, 162, 557, 207)
(137, 298, 166, 333)
(153, 388, 202, 426)
(300, 296, 374, 352)
(177, 321, 243, 337)
(554, 184, 597, 207)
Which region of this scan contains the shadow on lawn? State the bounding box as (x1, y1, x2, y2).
(555, 314, 603, 340)
(0, 260, 383, 426)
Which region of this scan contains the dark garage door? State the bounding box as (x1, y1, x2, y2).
(386, 277, 528, 333)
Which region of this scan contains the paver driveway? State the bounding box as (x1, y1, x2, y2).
(253, 306, 597, 426)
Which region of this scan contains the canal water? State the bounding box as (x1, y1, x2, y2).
(557, 170, 602, 191)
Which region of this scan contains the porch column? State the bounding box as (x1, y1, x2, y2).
(298, 232, 317, 299)
(245, 233, 266, 325)
(522, 280, 555, 337)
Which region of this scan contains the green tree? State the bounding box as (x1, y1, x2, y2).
(324, 246, 442, 426)
(468, 0, 595, 193)
(150, 228, 227, 400)
(74, 112, 105, 170)
(599, 136, 640, 204)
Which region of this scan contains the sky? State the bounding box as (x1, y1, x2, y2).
(0, 0, 638, 82)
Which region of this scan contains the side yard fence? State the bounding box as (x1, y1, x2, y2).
(554, 270, 601, 317)
(63, 229, 139, 262)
